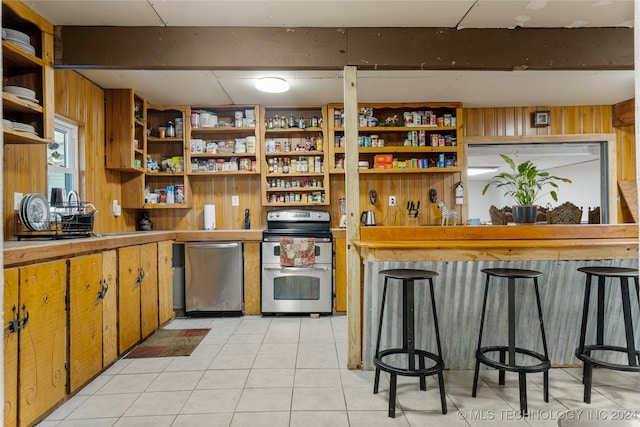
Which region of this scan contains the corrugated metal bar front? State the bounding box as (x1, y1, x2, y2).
(363, 259, 639, 371)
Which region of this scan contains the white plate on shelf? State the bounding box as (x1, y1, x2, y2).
(3, 28, 30, 44)
(6, 40, 36, 56)
(19, 193, 34, 231)
(3, 119, 13, 129)
(12, 122, 36, 134)
(24, 193, 50, 231)
(4, 85, 36, 99)
(16, 96, 39, 105)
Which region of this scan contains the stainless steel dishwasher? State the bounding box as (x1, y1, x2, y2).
(185, 241, 243, 316)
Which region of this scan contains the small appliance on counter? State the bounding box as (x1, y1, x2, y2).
(339, 198, 347, 228)
(361, 210, 376, 226)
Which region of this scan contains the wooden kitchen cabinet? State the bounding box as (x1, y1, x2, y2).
(157, 240, 174, 325)
(4, 268, 19, 427)
(118, 242, 159, 354)
(118, 245, 142, 354)
(18, 260, 67, 427)
(144, 104, 191, 209)
(68, 253, 105, 393)
(105, 89, 146, 172)
(260, 105, 330, 206)
(187, 105, 261, 175)
(327, 103, 463, 174)
(1, 0, 54, 145)
(140, 242, 159, 339)
(334, 237, 347, 313)
(102, 250, 118, 367)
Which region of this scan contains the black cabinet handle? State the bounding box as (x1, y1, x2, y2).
(17, 305, 29, 331)
(4, 305, 20, 334)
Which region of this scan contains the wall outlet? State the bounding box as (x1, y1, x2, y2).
(14, 192, 23, 210)
(388, 196, 396, 207)
(232, 195, 240, 206)
(113, 200, 121, 216)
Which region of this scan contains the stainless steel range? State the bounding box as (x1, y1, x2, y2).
(262, 209, 333, 315)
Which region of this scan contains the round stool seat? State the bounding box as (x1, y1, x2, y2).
(577, 266, 638, 278)
(481, 268, 543, 279)
(379, 268, 438, 280)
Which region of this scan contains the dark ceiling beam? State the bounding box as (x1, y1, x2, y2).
(55, 26, 633, 71)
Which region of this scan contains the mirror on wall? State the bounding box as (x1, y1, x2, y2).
(467, 142, 606, 224)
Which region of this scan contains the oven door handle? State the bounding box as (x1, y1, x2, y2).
(263, 266, 331, 272)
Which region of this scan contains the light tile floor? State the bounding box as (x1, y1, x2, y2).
(39, 315, 640, 427)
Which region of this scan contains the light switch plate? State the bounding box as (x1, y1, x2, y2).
(232, 195, 239, 206)
(14, 192, 23, 210)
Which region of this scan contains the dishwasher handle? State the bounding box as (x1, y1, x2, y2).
(187, 242, 239, 249)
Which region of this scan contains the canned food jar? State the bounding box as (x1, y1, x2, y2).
(200, 111, 213, 127)
(190, 112, 200, 128)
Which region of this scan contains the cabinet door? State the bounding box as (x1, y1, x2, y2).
(4, 268, 19, 427)
(68, 254, 103, 393)
(102, 250, 118, 367)
(243, 242, 261, 315)
(334, 237, 347, 313)
(157, 241, 174, 325)
(118, 246, 142, 354)
(140, 243, 159, 339)
(19, 261, 66, 427)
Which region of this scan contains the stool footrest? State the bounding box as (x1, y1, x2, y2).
(477, 346, 551, 373)
(374, 348, 444, 377)
(576, 345, 640, 372)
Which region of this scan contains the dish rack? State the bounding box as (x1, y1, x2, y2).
(15, 200, 97, 240)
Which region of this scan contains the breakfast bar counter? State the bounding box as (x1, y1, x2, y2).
(352, 224, 638, 370)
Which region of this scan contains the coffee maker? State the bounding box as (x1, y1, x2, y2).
(339, 198, 347, 228)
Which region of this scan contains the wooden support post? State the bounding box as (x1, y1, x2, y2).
(344, 66, 362, 369)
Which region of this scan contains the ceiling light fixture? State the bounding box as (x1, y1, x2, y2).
(255, 77, 289, 93)
(467, 167, 498, 177)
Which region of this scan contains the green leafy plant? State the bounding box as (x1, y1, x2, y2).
(482, 154, 572, 206)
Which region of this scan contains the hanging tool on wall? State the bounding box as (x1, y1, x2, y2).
(243, 209, 250, 229)
(407, 200, 420, 218)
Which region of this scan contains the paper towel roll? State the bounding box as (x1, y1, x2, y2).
(204, 204, 216, 230)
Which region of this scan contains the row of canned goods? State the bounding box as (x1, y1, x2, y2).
(190, 158, 254, 172)
(267, 156, 323, 174)
(268, 192, 325, 204)
(269, 178, 322, 189)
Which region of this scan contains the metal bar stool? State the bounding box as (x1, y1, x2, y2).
(472, 268, 550, 416)
(373, 268, 447, 418)
(575, 266, 640, 404)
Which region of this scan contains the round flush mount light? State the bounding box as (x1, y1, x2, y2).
(255, 77, 289, 93)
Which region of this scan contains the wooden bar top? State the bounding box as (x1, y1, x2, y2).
(354, 224, 638, 262)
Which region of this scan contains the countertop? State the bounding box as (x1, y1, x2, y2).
(4, 228, 348, 267)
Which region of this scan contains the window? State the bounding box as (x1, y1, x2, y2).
(47, 116, 79, 203)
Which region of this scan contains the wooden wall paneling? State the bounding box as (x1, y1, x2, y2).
(613, 98, 634, 127)
(614, 124, 636, 223)
(464, 105, 614, 138)
(3, 144, 46, 239)
(329, 174, 345, 228)
(54, 70, 136, 234)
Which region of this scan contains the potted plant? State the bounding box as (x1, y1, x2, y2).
(482, 154, 572, 223)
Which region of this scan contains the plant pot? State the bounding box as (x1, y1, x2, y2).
(512, 205, 538, 224)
